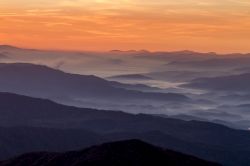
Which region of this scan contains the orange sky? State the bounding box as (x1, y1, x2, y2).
(1, 0, 250, 53)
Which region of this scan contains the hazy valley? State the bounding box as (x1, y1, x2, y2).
(0, 45, 250, 165)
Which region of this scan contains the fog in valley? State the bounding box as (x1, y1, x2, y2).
(1, 45, 250, 130)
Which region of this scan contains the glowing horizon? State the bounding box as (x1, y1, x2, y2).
(1, 0, 250, 53)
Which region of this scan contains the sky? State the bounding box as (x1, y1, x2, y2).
(0, 0, 250, 53)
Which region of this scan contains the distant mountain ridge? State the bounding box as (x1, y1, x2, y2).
(2, 45, 250, 56)
(107, 74, 153, 80)
(183, 73, 250, 91)
(0, 45, 19, 50)
(0, 63, 189, 105)
(0, 45, 36, 51)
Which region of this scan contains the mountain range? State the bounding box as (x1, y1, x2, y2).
(0, 63, 188, 104)
(0, 92, 249, 166)
(183, 73, 250, 92)
(1, 45, 250, 166)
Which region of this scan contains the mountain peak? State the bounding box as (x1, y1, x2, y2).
(0, 45, 20, 50)
(109, 49, 150, 54)
(0, 139, 221, 166)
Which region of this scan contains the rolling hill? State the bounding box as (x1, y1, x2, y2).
(0, 92, 249, 165)
(0, 140, 221, 166)
(0, 63, 189, 104)
(183, 73, 250, 91)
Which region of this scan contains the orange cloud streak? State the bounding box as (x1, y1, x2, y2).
(1, 0, 250, 53)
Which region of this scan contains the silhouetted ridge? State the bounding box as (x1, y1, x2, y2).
(0, 45, 19, 50)
(0, 92, 250, 166)
(0, 140, 221, 166)
(183, 73, 250, 91)
(0, 63, 189, 102)
(108, 74, 153, 80)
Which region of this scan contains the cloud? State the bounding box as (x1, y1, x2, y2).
(1, 0, 250, 52)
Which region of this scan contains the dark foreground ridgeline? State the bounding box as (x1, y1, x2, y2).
(0, 92, 250, 166)
(0, 140, 221, 166)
